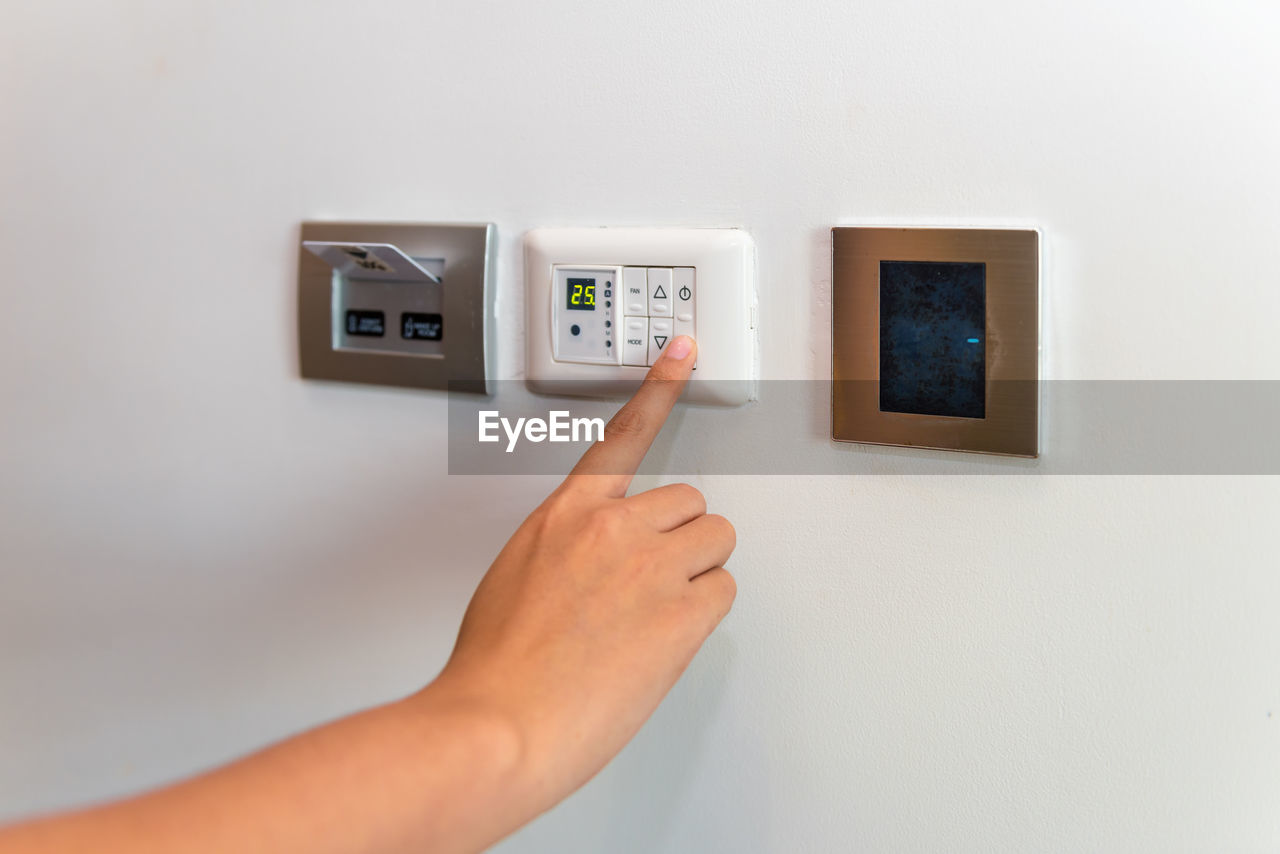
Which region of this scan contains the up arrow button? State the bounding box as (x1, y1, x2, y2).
(647, 268, 673, 317)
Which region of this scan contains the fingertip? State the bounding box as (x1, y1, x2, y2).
(645, 335, 696, 382)
(663, 335, 695, 363)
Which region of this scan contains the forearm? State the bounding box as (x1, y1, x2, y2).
(0, 686, 534, 854)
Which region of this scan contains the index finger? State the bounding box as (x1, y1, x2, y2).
(565, 335, 697, 497)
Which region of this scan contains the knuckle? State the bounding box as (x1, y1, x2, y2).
(540, 487, 578, 520)
(700, 568, 737, 622)
(589, 501, 630, 538)
(604, 404, 647, 442)
(715, 569, 738, 609)
(627, 544, 662, 575)
(706, 514, 737, 549)
(607, 499, 637, 525)
(684, 569, 737, 629)
(670, 483, 706, 514)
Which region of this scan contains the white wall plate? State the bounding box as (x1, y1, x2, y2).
(524, 228, 757, 406)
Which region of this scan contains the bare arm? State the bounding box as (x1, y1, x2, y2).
(0, 335, 736, 854)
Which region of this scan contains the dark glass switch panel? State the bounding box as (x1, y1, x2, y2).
(879, 261, 986, 419)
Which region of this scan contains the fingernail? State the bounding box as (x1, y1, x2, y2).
(665, 335, 694, 361)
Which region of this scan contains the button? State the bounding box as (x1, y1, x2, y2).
(622, 317, 648, 366)
(674, 267, 694, 308)
(674, 315, 695, 369)
(402, 312, 443, 341)
(674, 312, 694, 342)
(623, 267, 647, 316)
(673, 268, 695, 366)
(673, 267, 695, 333)
(648, 317, 673, 365)
(345, 310, 385, 337)
(648, 268, 672, 317)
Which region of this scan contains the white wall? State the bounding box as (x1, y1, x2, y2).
(2, 0, 1278, 850)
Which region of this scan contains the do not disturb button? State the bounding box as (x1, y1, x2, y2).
(345, 310, 385, 337)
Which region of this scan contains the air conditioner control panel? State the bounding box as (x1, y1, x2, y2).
(525, 228, 756, 407)
(551, 264, 695, 367)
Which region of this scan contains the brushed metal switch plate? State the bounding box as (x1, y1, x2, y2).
(832, 226, 1040, 457)
(297, 222, 494, 394)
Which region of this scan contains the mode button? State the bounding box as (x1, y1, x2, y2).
(622, 317, 649, 367)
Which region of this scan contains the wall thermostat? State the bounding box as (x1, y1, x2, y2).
(831, 226, 1041, 457)
(525, 228, 757, 406)
(298, 222, 494, 394)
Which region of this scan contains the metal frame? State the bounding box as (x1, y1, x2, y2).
(298, 222, 494, 394)
(832, 226, 1040, 457)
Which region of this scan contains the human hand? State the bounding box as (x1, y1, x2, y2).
(0, 335, 734, 854)
(426, 334, 737, 815)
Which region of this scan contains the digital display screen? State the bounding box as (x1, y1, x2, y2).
(879, 261, 986, 419)
(567, 277, 596, 311)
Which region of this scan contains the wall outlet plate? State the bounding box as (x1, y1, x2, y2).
(524, 227, 757, 406)
(298, 222, 494, 394)
(832, 226, 1041, 457)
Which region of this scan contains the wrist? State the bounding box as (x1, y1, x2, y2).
(404, 677, 525, 770)
(401, 672, 556, 826)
